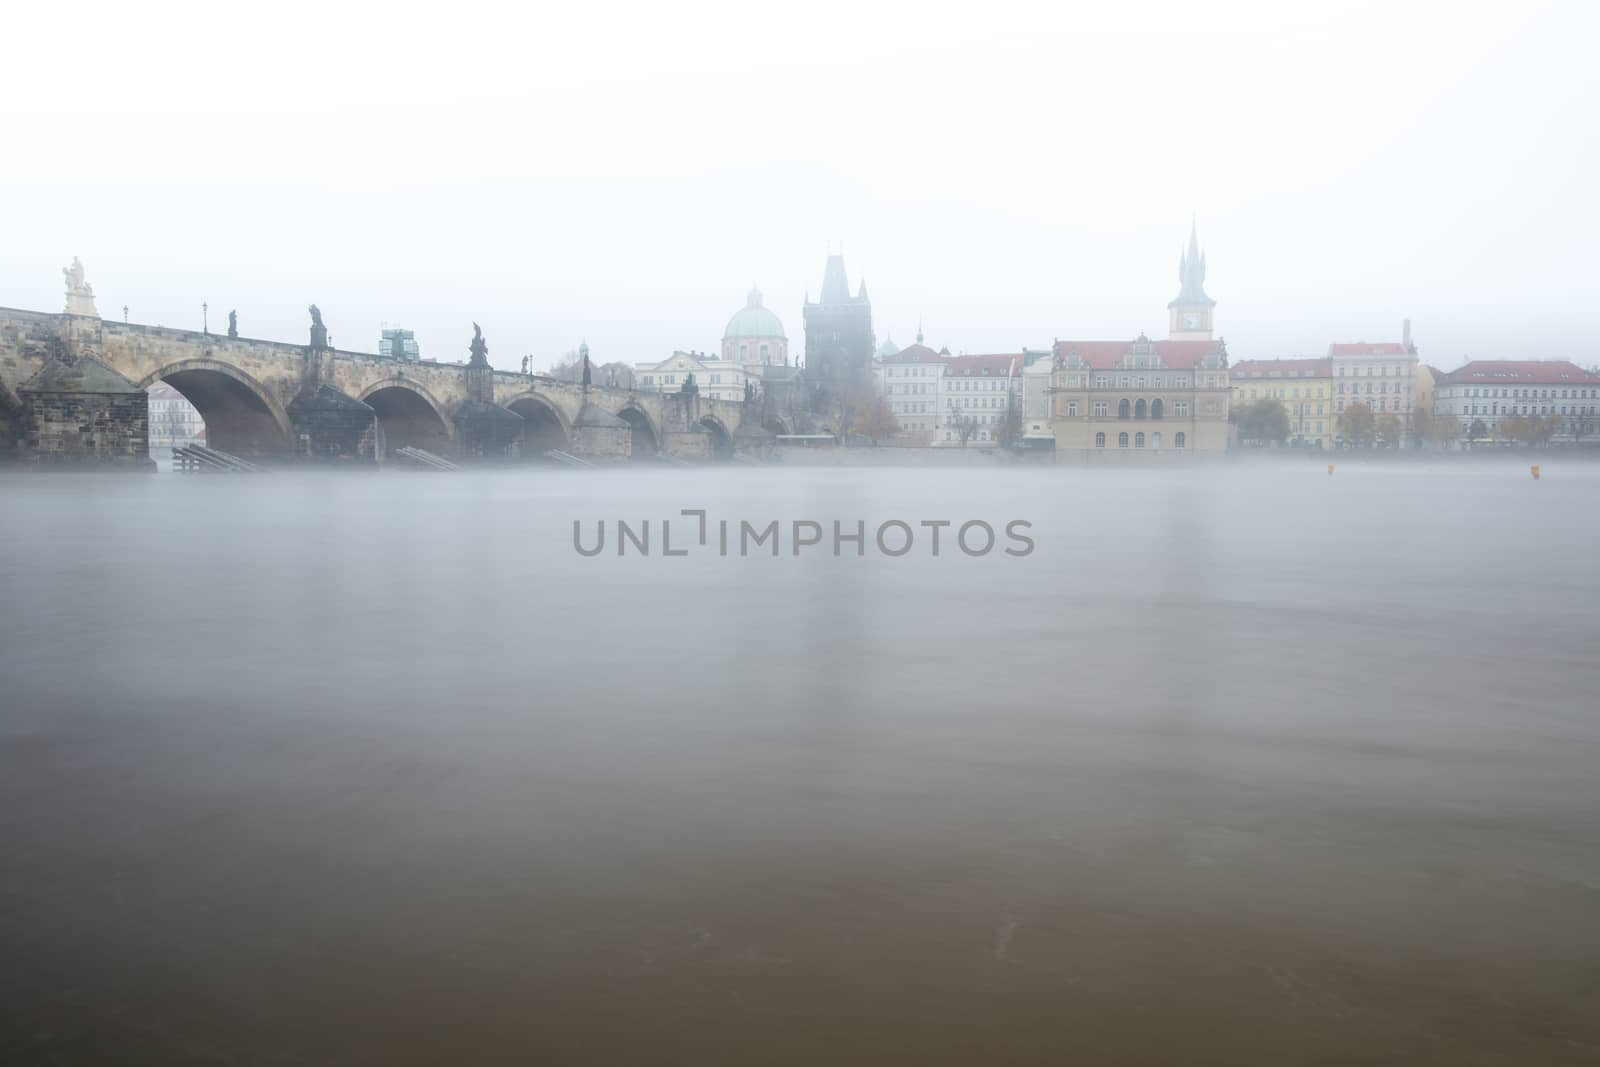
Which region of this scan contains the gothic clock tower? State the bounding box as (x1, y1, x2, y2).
(1168, 221, 1216, 340)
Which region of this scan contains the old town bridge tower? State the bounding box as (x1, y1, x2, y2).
(802, 253, 875, 397)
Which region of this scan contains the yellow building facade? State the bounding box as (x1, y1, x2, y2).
(1230, 358, 1334, 448)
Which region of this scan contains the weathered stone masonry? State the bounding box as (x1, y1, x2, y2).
(0, 305, 750, 466)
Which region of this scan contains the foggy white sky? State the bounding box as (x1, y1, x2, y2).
(4, 1, 1597, 371)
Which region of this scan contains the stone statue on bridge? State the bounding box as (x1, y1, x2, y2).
(308, 304, 328, 349)
(62, 257, 98, 316)
(227, 309, 238, 338)
(469, 323, 489, 366)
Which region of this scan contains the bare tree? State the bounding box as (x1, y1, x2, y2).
(946, 401, 980, 447)
(851, 387, 899, 441)
(996, 396, 1023, 448)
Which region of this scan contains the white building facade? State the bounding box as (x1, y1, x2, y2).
(877, 343, 946, 443)
(635, 351, 756, 404)
(146, 381, 205, 451)
(1329, 323, 1420, 435)
(937, 353, 1024, 446)
(1433, 360, 1600, 439)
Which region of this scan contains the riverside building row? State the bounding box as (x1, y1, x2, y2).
(540, 226, 1600, 453)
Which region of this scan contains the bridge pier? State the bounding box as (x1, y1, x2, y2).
(6, 314, 154, 468)
(16, 354, 156, 468)
(454, 402, 524, 458)
(654, 392, 735, 462)
(289, 386, 377, 462)
(661, 431, 711, 460)
(572, 401, 633, 459)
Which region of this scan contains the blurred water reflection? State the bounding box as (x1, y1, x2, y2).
(1, 463, 1597, 1065)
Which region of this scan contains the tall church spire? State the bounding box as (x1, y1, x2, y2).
(1177, 218, 1208, 302)
(1168, 219, 1216, 339)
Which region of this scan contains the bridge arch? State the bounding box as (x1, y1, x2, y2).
(358, 377, 454, 457)
(135, 359, 293, 455)
(698, 415, 733, 460)
(615, 401, 659, 458)
(501, 391, 573, 460)
(762, 413, 792, 436)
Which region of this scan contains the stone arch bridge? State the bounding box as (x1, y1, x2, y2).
(0, 307, 778, 464)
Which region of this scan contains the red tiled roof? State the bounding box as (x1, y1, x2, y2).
(1330, 342, 1409, 356)
(1230, 357, 1331, 379)
(945, 353, 1022, 376)
(1437, 360, 1600, 387)
(1052, 338, 1223, 371)
(880, 344, 945, 364)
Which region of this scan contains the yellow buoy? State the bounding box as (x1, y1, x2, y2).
(1327, 464, 1335, 476)
(1531, 465, 1540, 480)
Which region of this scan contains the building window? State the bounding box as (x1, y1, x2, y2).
(1118, 432, 1129, 448)
(1093, 401, 1108, 417)
(1118, 398, 1130, 419)
(1095, 432, 1105, 448)
(1152, 432, 1161, 448)
(1135, 432, 1145, 448)
(1151, 398, 1163, 419)
(1067, 400, 1078, 417)
(1175, 431, 1186, 448)
(1135, 398, 1147, 419)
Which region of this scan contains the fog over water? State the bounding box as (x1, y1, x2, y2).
(2, 463, 1598, 1064)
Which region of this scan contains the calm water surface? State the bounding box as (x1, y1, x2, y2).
(1, 462, 1597, 1065)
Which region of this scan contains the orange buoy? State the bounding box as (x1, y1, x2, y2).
(1531, 465, 1540, 480)
(1327, 464, 1334, 476)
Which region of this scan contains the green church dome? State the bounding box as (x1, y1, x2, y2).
(723, 287, 787, 341)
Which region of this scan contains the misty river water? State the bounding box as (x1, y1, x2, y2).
(2, 461, 1598, 1065)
